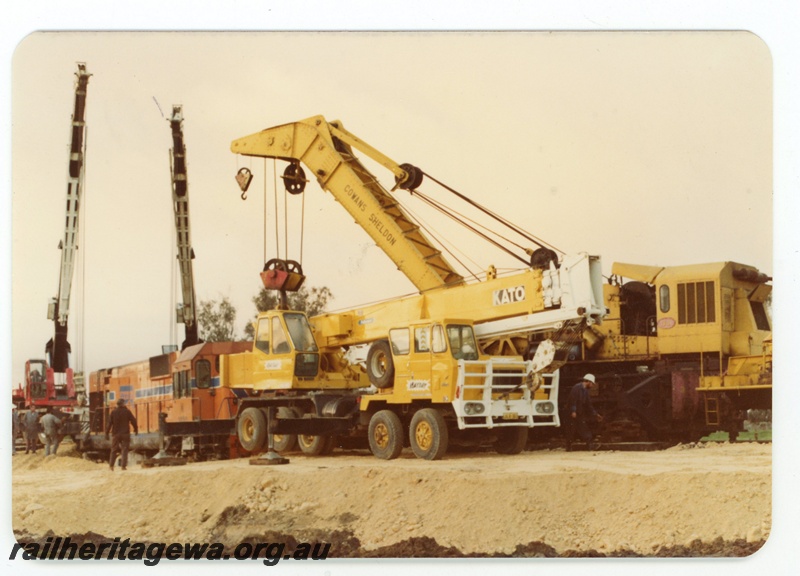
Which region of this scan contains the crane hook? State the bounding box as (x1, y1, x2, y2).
(235, 167, 253, 200)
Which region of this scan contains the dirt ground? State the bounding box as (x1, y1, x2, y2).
(11, 441, 771, 557)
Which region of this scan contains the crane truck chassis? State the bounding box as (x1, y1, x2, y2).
(76, 310, 559, 462)
(220, 309, 559, 461)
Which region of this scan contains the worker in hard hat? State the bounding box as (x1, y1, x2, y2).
(565, 374, 603, 452)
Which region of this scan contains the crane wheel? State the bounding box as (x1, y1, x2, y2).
(237, 407, 267, 453)
(368, 410, 404, 460)
(297, 434, 335, 456)
(366, 340, 395, 388)
(494, 426, 528, 455)
(269, 407, 298, 453)
(409, 408, 449, 460)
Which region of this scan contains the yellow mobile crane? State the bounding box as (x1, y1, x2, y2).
(222, 115, 605, 461)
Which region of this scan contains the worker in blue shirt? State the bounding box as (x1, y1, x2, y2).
(565, 374, 603, 451)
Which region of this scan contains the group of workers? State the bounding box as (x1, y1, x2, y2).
(12, 406, 63, 456)
(11, 398, 139, 470)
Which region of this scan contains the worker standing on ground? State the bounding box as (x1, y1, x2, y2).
(12, 407, 21, 454)
(566, 374, 603, 451)
(40, 407, 63, 456)
(23, 409, 40, 454)
(106, 398, 138, 471)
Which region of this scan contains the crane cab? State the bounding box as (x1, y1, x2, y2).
(363, 319, 485, 405)
(221, 310, 326, 392)
(24, 358, 75, 409)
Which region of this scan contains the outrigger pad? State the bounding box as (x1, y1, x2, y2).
(249, 451, 290, 466)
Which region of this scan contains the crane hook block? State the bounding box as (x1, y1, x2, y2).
(261, 259, 306, 292)
(236, 167, 253, 199)
(282, 163, 307, 195)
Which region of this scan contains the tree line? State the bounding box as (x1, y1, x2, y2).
(197, 285, 333, 342)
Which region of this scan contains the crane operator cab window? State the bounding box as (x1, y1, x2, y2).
(272, 317, 291, 355)
(283, 313, 320, 378)
(284, 313, 319, 352)
(255, 317, 270, 354)
(28, 361, 46, 382)
(448, 325, 479, 361)
(28, 361, 47, 398)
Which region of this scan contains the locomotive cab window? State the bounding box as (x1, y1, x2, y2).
(195, 359, 212, 389)
(173, 370, 190, 399)
(659, 285, 670, 313)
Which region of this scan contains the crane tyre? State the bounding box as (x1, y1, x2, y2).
(366, 340, 394, 389)
(494, 426, 528, 455)
(297, 433, 334, 456)
(237, 407, 267, 453)
(409, 408, 449, 460)
(368, 410, 404, 460)
(269, 407, 298, 453)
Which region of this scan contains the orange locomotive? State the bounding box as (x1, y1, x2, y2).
(81, 341, 251, 460)
(78, 105, 254, 461)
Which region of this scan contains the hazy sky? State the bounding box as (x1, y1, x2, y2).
(8, 30, 774, 384)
